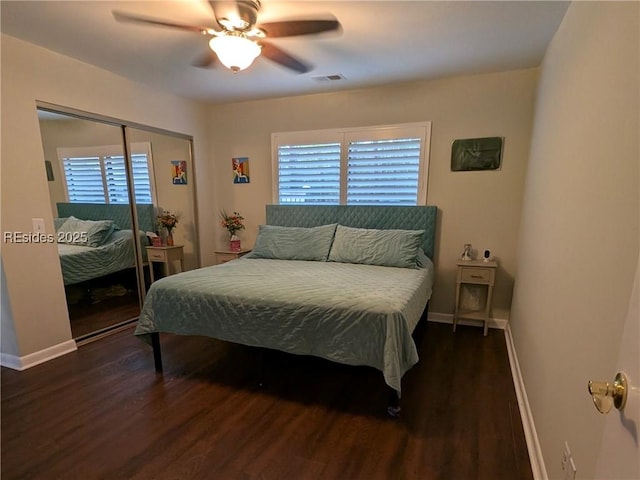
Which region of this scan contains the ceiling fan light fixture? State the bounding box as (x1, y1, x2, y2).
(209, 34, 261, 73)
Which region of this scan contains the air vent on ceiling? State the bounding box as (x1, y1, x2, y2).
(311, 74, 346, 82)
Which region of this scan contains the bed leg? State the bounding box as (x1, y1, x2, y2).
(387, 388, 401, 417)
(150, 332, 163, 372)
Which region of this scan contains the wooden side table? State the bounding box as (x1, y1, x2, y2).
(214, 248, 251, 265)
(146, 245, 184, 283)
(453, 259, 497, 336)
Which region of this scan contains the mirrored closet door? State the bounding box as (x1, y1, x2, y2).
(37, 107, 198, 342)
(128, 127, 198, 275)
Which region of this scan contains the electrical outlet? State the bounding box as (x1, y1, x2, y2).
(561, 441, 577, 480)
(32, 218, 45, 233)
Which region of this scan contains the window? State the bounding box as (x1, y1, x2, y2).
(277, 143, 341, 204)
(58, 143, 155, 204)
(272, 123, 430, 205)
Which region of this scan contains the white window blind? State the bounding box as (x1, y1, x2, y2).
(272, 123, 430, 206)
(277, 143, 341, 204)
(104, 154, 153, 204)
(347, 138, 421, 205)
(58, 143, 155, 205)
(62, 156, 107, 204)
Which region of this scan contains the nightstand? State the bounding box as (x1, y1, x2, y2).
(453, 259, 497, 336)
(214, 248, 251, 265)
(146, 245, 184, 283)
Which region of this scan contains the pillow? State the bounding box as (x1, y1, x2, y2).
(57, 216, 117, 247)
(328, 225, 424, 268)
(53, 217, 69, 231)
(248, 224, 337, 261)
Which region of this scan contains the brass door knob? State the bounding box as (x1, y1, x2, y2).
(587, 372, 628, 414)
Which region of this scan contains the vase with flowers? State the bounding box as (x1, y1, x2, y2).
(157, 211, 179, 246)
(220, 210, 245, 252)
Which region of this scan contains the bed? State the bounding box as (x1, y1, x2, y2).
(136, 205, 437, 413)
(55, 203, 155, 285)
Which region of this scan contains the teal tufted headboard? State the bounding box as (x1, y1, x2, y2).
(56, 203, 156, 233)
(265, 205, 438, 260)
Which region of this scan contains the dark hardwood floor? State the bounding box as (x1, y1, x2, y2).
(1, 321, 532, 480)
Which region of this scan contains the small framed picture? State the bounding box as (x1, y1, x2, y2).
(232, 157, 250, 184)
(451, 137, 503, 171)
(171, 160, 187, 184)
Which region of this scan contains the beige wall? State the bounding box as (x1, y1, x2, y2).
(1, 34, 211, 359)
(208, 68, 538, 318)
(510, 2, 639, 478)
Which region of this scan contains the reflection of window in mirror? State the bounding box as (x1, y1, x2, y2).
(57, 143, 157, 205)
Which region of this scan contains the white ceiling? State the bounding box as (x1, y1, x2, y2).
(1, 1, 569, 103)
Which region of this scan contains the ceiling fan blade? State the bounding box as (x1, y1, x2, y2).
(258, 18, 341, 38)
(260, 41, 310, 74)
(112, 11, 212, 34)
(192, 50, 219, 69)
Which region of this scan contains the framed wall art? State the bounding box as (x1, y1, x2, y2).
(45, 160, 55, 181)
(232, 157, 250, 184)
(171, 160, 187, 184)
(451, 137, 503, 171)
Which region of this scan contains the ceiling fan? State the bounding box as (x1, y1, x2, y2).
(113, 0, 341, 73)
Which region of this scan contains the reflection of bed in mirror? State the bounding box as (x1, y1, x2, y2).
(55, 203, 155, 285)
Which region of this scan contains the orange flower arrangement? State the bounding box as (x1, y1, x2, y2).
(157, 211, 179, 234)
(220, 210, 245, 237)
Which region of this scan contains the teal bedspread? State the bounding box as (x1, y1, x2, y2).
(59, 230, 146, 285)
(135, 257, 434, 394)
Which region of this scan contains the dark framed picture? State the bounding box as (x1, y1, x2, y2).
(45, 160, 55, 181)
(451, 137, 503, 171)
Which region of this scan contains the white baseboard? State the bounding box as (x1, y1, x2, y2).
(504, 323, 548, 480)
(0, 339, 77, 371)
(427, 311, 508, 330)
